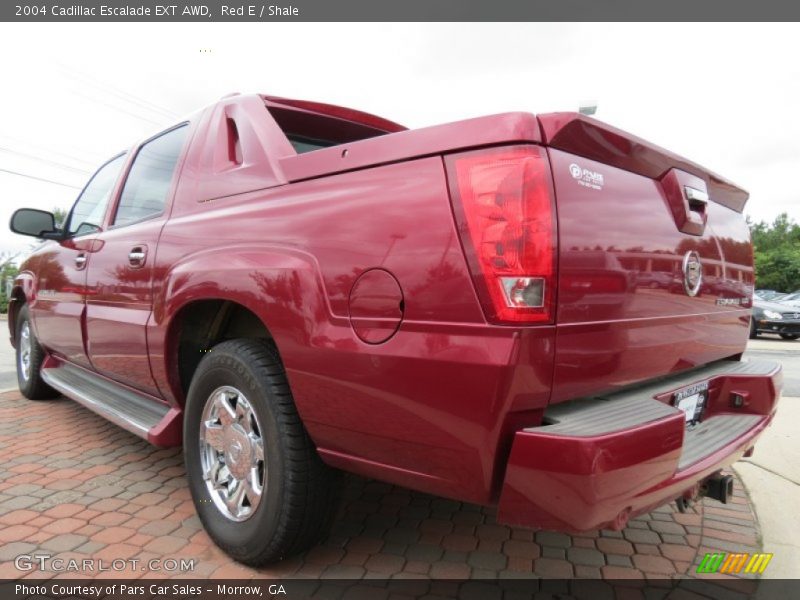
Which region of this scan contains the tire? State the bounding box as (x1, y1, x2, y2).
(183, 339, 339, 566)
(749, 319, 759, 339)
(780, 334, 799, 341)
(15, 305, 58, 400)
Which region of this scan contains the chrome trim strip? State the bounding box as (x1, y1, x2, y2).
(41, 369, 152, 438)
(684, 186, 709, 204)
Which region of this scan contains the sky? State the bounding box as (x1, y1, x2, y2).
(0, 22, 798, 257)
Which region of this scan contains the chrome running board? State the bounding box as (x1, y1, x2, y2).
(41, 361, 171, 439)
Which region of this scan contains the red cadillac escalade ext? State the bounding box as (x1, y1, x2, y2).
(8, 94, 782, 565)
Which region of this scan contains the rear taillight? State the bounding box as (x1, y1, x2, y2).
(446, 145, 556, 324)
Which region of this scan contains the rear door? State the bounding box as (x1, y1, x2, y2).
(31, 155, 127, 367)
(544, 126, 752, 404)
(84, 125, 189, 395)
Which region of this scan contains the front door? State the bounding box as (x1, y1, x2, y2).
(85, 125, 189, 395)
(31, 154, 128, 367)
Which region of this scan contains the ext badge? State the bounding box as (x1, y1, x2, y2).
(682, 250, 703, 297)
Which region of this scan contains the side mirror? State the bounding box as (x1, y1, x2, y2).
(9, 208, 62, 240)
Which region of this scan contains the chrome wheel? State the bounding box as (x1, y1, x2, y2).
(200, 386, 265, 522)
(18, 321, 32, 382)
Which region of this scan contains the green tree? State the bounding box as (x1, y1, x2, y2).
(53, 206, 68, 229)
(748, 212, 800, 292)
(0, 253, 20, 313)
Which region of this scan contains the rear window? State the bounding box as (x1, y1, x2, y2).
(286, 134, 337, 154)
(267, 105, 390, 154)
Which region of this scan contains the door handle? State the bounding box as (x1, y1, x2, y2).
(128, 247, 147, 268)
(660, 169, 709, 236)
(685, 186, 709, 205)
(685, 185, 708, 216)
(74, 253, 87, 270)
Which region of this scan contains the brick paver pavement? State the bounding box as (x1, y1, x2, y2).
(0, 389, 763, 593)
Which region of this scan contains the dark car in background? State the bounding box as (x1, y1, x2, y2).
(751, 298, 800, 340)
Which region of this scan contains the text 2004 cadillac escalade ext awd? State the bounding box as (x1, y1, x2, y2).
(8, 94, 782, 565)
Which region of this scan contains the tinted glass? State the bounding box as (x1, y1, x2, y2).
(114, 125, 188, 226)
(267, 105, 390, 150)
(67, 155, 126, 236)
(287, 134, 337, 154)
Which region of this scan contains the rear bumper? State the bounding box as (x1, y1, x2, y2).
(497, 359, 782, 531)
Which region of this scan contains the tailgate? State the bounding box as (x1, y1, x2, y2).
(540, 113, 754, 404)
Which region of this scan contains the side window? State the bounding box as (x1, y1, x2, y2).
(113, 125, 188, 226)
(66, 154, 127, 236)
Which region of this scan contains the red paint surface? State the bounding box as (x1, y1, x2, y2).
(348, 269, 404, 344)
(498, 366, 780, 531)
(10, 95, 780, 526)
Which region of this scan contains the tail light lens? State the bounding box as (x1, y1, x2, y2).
(445, 145, 556, 324)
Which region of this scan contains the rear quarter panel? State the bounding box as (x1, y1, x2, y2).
(152, 156, 555, 503)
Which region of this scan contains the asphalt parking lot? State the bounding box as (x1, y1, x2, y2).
(0, 321, 796, 589)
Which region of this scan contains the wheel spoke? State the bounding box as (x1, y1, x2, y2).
(245, 470, 262, 512)
(241, 410, 255, 434)
(202, 421, 225, 452)
(225, 479, 247, 514)
(235, 399, 248, 422)
(251, 437, 264, 463)
(205, 458, 222, 487)
(216, 391, 237, 426)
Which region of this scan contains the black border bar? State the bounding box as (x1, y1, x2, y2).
(4, 0, 800, 22)
(5, 578, 800, 600)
